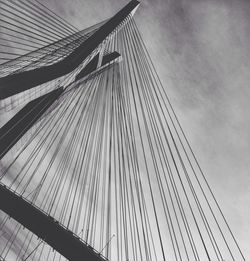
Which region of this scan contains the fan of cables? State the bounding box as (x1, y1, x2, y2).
(0, 5, 246, 261)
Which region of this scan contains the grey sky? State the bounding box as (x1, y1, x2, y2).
(40, 0, 250, 257)
(0, 0, 249, 259)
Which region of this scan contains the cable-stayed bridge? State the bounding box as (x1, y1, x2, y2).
(0, 1, 246, 261)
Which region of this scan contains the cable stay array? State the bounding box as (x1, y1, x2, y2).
(0, 0, 107, 113)
(0, 1, 246, 261)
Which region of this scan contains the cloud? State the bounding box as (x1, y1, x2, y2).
(1, 0, 249, 259)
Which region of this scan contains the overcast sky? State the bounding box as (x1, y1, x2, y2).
(40, 0, 250, 257)
(15, 0, 249, 258)
(1, 0, 250, 259)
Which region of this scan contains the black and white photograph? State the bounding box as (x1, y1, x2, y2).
(0, 0, 249, 260)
